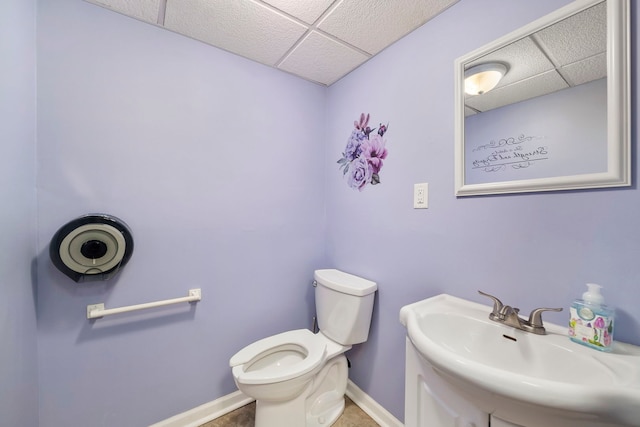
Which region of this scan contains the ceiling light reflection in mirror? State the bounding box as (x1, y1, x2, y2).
(464, 1, 606, 117)
(464, 63, 508, 96)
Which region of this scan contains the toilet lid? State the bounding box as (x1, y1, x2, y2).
(230, 329, 327, 385)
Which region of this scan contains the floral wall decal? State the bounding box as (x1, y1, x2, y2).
(337, 113, 389, 191)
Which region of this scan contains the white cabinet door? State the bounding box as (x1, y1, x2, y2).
(404, 338, 488, 427)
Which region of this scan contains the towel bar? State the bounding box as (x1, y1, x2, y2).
(87, 288, 201, 319)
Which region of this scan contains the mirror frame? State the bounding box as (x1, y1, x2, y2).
(454, 0, 630, 197)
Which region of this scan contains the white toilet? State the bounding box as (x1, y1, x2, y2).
(229, 269, 377, 427)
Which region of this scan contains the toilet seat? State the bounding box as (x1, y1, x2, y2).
(230, 329, 327, 385)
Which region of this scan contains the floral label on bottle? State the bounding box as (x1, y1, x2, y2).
(569, 307, 613, 349)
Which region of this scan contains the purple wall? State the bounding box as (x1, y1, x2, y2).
(36, 1, 326, 426)
(326, 0, 639, 421)
(0, 0, 39, 426)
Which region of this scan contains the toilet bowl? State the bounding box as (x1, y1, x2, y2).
(230, 329, 329, 401)
(231, 329, 351, 427)
(229, 269, 377, 427)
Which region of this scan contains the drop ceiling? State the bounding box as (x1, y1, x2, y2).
(84, 0, 459, 86)
(464, 2, 606, 116)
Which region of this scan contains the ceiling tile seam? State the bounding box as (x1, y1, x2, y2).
(558, 53, 605, 87)
(313, 0, 341, 24)
(556, 68, 576, 87)
(249, 0, 371, 69)
(252, 0, 316, 28)
(529, 33, 572, 88)
(312, 27, 373, 57)
(273, 26, 372, 70)
(309, 0, 373, 57)
(500, 69, 566, 94)
(561, 51, 606, 68)
(157, 0, 167, 25)
(274, 29, 314, 68)
(465, 103, 482, 114)
(251, 0, 342, 30)
(157, 0, 309, 68)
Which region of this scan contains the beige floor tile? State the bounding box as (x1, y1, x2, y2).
(200, 397, 379, 427)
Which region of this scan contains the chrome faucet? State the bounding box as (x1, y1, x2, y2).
(478, 290, 562, 335)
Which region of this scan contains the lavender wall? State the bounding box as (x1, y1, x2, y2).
(36, 1, 326, 426)
(326, 0, 639, 421)
(0, 1, 39, 426)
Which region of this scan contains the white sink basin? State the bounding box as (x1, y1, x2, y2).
(400, 294, 640, 426)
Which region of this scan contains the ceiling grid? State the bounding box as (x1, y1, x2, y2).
(84, 0, 459, 85)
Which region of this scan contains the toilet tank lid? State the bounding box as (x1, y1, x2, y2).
(314, 269, 377, 296)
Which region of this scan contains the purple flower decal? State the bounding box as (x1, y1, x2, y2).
(338, 113, 390, 191)
(344, 129, 366, 162)
(361, 134, 388, 174)
(347, 157, 372, 191)
(354, 113, 370, 131)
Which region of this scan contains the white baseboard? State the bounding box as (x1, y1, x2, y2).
(150, 380, 403, 427)
(148, 390, 254, 427)
(346, 380, 404, 427)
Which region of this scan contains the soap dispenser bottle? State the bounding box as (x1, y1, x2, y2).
(569, 283, 615, 352)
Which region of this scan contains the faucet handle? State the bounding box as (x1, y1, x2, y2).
(478, 291, 504, 318)
(527, 307, 563, 327)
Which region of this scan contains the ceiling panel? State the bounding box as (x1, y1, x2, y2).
(560, 53, 606, 86)
(533, 2, 606, 67)
(164, 0, 308, 66)
(85, 0, 161, 23)
(84, 0, 460, 86)
(261, 0, 335, 25)
(318, 0, 458, 54)
(279, 31, 369, 86)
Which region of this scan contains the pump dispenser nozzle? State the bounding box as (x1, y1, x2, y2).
(582, 283, 605, 305)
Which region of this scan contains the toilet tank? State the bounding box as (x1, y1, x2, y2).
(314, 269, 377, 345)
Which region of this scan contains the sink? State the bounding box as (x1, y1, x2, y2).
(400, 294, 640, 426)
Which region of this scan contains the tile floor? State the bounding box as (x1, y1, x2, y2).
(200, 396, 380, 427)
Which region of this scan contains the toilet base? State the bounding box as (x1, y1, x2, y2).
(306, 391, 345, 427)
(305, 355, 349, 427)
(253, 354, 349, 427)
(255, 386, 309, 427)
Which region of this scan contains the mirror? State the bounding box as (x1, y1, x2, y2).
(454, 0, 629, 196)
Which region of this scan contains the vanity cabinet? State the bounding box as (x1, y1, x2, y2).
(404, 338, 489, 427)
(400, 292, 640, 426)
(404, 338, 527, 427)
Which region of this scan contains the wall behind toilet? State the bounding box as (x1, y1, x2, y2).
(36, 0, 327, 425)
(325, 0, 640, 421)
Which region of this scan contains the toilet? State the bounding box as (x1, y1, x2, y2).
(229, 269, 377, 427)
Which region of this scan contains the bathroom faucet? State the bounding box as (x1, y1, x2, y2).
(478, 291, 562, 335)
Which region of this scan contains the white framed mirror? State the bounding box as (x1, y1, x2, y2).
(454, 0, 630, 197)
